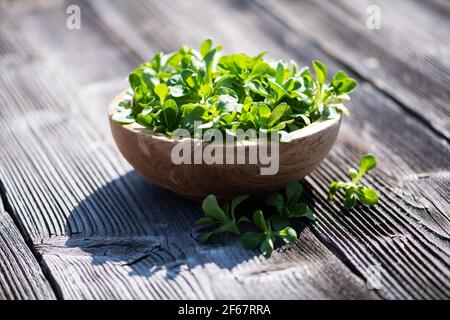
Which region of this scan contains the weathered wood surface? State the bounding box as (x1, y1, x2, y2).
(0, 0, 448, 300)
(0, 185, 55, 299)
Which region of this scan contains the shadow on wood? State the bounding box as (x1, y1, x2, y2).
(52, 172, 374, 299)
(62, 170, 275, 278)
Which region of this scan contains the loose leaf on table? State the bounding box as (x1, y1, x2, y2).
(196, 194, 249, 242)
(328, 154, 379, 209)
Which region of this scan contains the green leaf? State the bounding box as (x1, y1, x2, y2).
(254, 103, 270, 129)
(216, 94, 239, 113)
(348, 168, 358, 180)
(246, 81, 269, 97)
(204, 47, 221, 84)
(150, 51, 163, 72)
(136, 112, 155, 127)
(128, 73, 141, 93)
(202, 195, 228, 224)
(266, 119, 291, 132)
(230, 195, 249, 216)
(180, 69, 197, 88)
(257, 102, 271, 121)
(216, 87, 239, 100)
(313, 60, 328, 85)
(250, 61, 270, 78)
(305, 209, 316, 221)
(290, 203, 309, 218)
(216, 220, 238, 234)
(340, 78, 357, 93)
(112, 109, 135, 124)
(200, 84, 213, 99)
(329, 180, 351, 200)
(333, 71, 348, 82)
(331, 70, 357, 94)
(160, 99, 178, 129)
(218, 53, 252, 74)
(155, 83, 169, 104)
(237, 216, 251, 225)
(268, 103, 289, 128)
(334, 104, 350, 116)
(358, 188, 379, 206)
(252, 210, 268, 231)
(198, 231, 215, 243)
(285, 181, 303, 206)
(268, 79, 288, 101)
(200, 38, 213, 58)
(142, 70, 157, 90)
(277, 227, 297, 244)
(291, 114, 311, 126)
(170, 85, 186, 97)
(344, 189, 357, 209)
(260, 237, 274, 257)
(195, 217, 214, 225)
(241, 232, 264, 250)
(265, 193, 285, 212)
(271, 215, 290, 231)
(275, 62, 285, 84)
(359, 154, 377, 175)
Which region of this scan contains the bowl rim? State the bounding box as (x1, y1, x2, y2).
(109, 90, 341, 145)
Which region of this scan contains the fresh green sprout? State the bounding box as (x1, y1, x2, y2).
(195, 194, 250, 242)
(196, 182, 312, 257)
(328, 154, 379, 209)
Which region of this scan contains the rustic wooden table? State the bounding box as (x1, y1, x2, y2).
(0, 0, 449, 300)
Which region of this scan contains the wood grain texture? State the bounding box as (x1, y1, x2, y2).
(88, 0, 450, 299)
(0, 187, 56, 300)
(255, 0, 450, 140)
(0, 66, 374, 299)
(0, 0, 448, 300)
(0, 0, 376, 299)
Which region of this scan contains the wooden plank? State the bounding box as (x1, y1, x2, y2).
(86, 0, 450, 299)
(254, 0, 450, 140)
(0, 186, 56, 300)
(0, 1, 376, 299)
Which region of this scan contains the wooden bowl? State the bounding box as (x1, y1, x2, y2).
(109, 91, 341, 201)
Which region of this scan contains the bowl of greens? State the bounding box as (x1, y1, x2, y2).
(109, 39, 356, 201)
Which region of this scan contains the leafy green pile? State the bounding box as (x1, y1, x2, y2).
(197, 181, 315, 257)
(113, 39, 357, 141)
(328, 154, 379, 208)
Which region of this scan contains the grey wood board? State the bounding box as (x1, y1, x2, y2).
(0, 189, 56, 300)
(0, 0, 376, 299)
(90, 0, 450, 299)
(0, 0, 448, 300)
